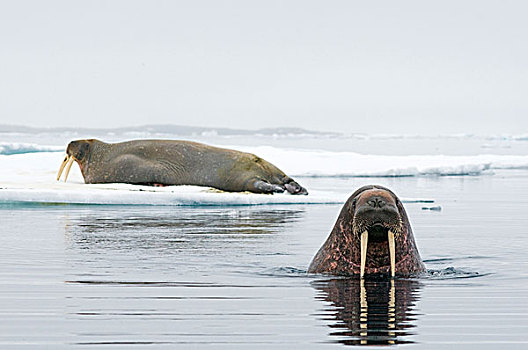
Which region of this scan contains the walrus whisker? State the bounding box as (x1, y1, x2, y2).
(63, 157, 75, 182)
(360, 230, 368, 278)
(388, 230, 396, 278)
(57, 155, 71, 181)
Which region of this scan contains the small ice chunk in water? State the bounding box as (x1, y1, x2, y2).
(421, 206, 442, 211)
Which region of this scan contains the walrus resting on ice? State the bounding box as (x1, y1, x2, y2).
(56, 139, 308, 195)
(308, 185, 425, 277)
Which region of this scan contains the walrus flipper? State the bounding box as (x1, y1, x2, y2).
(284, 181, 308, 195)
(253, 180, 285, 194)
(252, 179, 308, 195)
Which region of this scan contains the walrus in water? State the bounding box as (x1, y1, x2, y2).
(308, 185, 425, 277)
(56, 139, 308, 195)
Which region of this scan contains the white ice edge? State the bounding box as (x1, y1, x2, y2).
(0, 184, 344, 206)
(0, 184, 432, 206)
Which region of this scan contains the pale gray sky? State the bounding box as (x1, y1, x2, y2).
(1, 1, 527, 134)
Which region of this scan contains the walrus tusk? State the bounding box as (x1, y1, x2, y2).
(63, 156, 74, 182)
(360, 230, 368, 278)
(57, 155, 71, 181)
(59, 156, 75, 183)
(388, 230, 396, 278)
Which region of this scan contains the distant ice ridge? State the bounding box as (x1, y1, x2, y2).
(236, 146, 528, 177)
(0, 124, 339, 139)
(0, 142, 63, 155)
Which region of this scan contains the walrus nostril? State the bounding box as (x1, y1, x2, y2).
(367, 197, 386, 208)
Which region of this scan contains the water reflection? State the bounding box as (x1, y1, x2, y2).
(63, 207, 304, 252)
(59, 207, 310, 346)
(313, 278, 422, 346)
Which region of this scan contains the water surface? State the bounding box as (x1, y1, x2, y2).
(1, 170, 527, 348)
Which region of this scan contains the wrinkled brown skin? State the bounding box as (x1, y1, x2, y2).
(64, 139, 308, 195)
(308, 185, 425, 277)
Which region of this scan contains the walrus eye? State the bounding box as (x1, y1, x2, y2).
(76, 143, 90, 161)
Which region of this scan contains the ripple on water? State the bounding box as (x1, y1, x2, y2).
(258, 265, 488, 280)
(424, 267, 489, 280)
(258, 266, 309, 278)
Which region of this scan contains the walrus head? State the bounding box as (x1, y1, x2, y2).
(308, 185, 425, 278)
(351, 187, 404, 278)
(57, 139, 96, 181)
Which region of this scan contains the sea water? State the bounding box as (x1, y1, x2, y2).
(0, 129, 527, 348)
